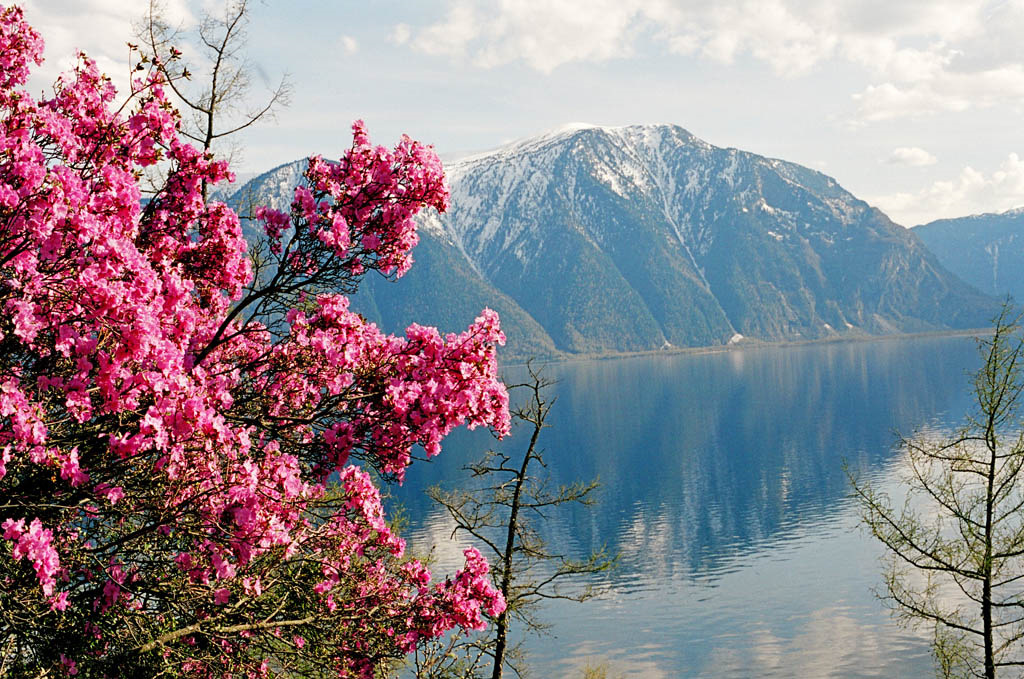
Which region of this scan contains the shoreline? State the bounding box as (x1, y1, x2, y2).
(499, 326, 992, 368)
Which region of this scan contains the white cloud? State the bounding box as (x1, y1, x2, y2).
(396, 0, 1024, 121)
(338, 34, 358, 56)
(23, 0, 195, 98)
(398, 0, 836, 75)
(852, 82, 970, 122)
(885, 147, 937, 167)
(834, 0, 985, 41)
(869, 153, 1024, 226)
(841, 37, 957, 81)
(679, 1, 838, 76)
(408, 1, 483, 61)
(390, 23, 411, 46)
(407, 0, 649, 73)
(852, 63, 1024, 122)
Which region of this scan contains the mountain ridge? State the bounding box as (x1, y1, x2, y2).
(226, 123, 1000, 359)
(915, 206, 1024, 304)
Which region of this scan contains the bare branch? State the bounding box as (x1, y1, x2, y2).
(853, 301, 1024, 678)
(426, 363, 616, 679)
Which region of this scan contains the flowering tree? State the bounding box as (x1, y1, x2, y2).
(0, 6, 508, 678)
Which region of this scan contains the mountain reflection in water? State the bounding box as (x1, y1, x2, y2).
(390, 335, 981, 678)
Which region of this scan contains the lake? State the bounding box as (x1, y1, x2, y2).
(391, 334, 983, 678)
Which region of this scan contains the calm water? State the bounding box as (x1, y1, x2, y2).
(391, 335, 983, 678)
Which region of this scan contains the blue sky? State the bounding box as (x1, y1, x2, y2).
(22, 0, 1024, 226)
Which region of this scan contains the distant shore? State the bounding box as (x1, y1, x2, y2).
(500, 326, 992, 368)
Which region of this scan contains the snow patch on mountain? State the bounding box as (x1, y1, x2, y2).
(439, 124, 741, 278)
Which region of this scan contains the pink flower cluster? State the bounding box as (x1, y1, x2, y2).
(2, 517, 61, 599)
(434, 546, 507, 630)
(256, 119, 448, 279)
(287, 467, 505, 675)
(267, 295, 509, 481)
(0, 6, 508, 676)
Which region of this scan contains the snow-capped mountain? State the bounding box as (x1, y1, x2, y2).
(915, 207, 1024, 303)
(228, 124, 999, 358)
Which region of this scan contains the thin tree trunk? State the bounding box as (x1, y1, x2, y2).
(491, 410, 543, 679)
(984, 414, 997, 679)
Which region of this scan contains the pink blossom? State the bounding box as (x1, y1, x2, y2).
(59, 654, 77, 676)
(0, 8, 509, 676)
(3, 517, 60, 595)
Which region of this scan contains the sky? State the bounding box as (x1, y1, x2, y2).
(19, 0, 1024, 226)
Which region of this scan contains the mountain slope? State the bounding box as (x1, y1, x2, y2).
(435, 124, 997, 351)
(227, 124, 999, 358)
(353, 223, 558, 359)
(223, 159, 559, 360)
(915, 207, 1024, 303)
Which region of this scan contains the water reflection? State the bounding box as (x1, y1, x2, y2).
(392, 336, 981, 677)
